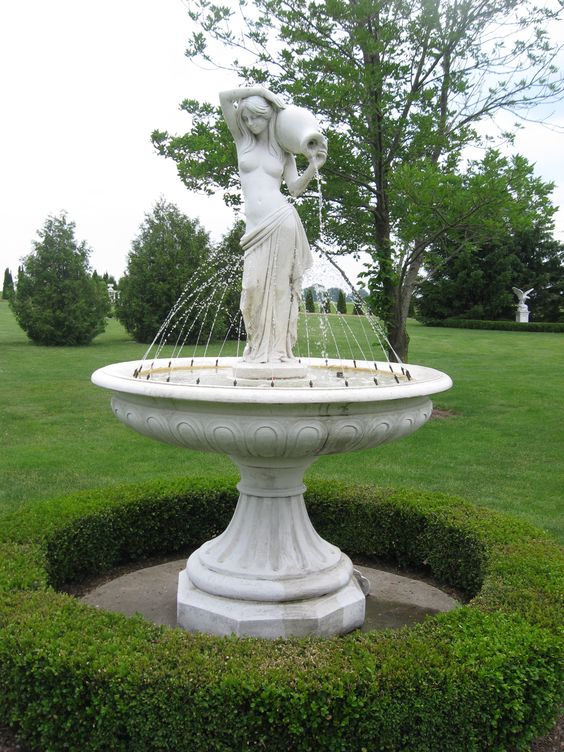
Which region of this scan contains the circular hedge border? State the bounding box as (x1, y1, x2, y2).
(0, 477, 562, 751)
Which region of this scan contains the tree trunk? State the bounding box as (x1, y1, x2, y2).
(387, 311, 410, 362)
(386, 252, 425, 362)
(369, 209, 411, 362)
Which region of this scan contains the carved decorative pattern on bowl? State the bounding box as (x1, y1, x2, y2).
(111, 395, 432, 459)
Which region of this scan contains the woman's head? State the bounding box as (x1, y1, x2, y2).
(238, 96, 273, 132)
(237, 96, 282, 156)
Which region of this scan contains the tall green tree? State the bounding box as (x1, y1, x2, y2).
(116, 199, 217, 344)
(11, 213, 109, 346)
(418, 229, 564, 323)
(213, 219, 246, 339)
(415, 151, 563, 322)
(102, 272, 117, 286)
(2, 268, 14, 300)
(304, 286, 316, 313)
(153, 0, 563, 360)
(514, 235, 564, 322)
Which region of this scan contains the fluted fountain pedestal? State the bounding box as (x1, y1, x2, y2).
(178, 459, 366, 637)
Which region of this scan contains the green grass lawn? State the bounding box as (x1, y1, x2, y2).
(1, 300, 562, 543)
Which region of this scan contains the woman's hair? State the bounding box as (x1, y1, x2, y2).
(236, 96, 283, 159)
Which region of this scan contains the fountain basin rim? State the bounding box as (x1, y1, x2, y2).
(91, 357, 452, 405)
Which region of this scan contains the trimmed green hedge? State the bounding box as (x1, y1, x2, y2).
(422, 318, 564, 332)
(0, 477, 562, 751)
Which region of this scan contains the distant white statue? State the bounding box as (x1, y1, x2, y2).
(219, 86, 327, 370)
(107, 283, 117, 305)
(512, 287, 534, 305)
(512, 286, 534, 323)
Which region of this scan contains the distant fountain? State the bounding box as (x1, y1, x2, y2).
(92, 88, 451, 638)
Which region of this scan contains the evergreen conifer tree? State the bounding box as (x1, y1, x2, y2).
(116, 200, 215, 344)
(304, 287, 315, 313)
(2, 268, 14, 300)
(11, 213, 110, 345)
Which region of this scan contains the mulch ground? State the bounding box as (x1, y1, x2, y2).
(529, 717, 564, 752)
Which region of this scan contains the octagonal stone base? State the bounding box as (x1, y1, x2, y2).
(177, 569, 366, 638)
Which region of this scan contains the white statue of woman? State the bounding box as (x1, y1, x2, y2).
(219, 86, 327, 368)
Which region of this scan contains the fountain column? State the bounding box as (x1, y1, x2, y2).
(178, 457, 367, 637)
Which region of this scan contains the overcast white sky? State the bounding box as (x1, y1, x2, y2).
(1, 0, 563, 282)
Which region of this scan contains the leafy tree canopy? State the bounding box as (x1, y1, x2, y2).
(11, 213, 110, 346)
(153, 0, 564, 359)
(415, 150, 563, 322)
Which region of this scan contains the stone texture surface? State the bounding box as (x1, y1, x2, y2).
(178, 568, 366, 637)
(109, 389, 435, 458)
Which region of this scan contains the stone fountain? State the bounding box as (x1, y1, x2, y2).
(92, 88, 451, 638)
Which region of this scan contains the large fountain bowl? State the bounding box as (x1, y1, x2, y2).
(91, 356, 452, 460)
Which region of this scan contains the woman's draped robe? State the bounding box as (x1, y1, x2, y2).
(240, 204, 313, 363)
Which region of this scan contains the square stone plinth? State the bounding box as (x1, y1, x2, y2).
(177, 569, 366, 638)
